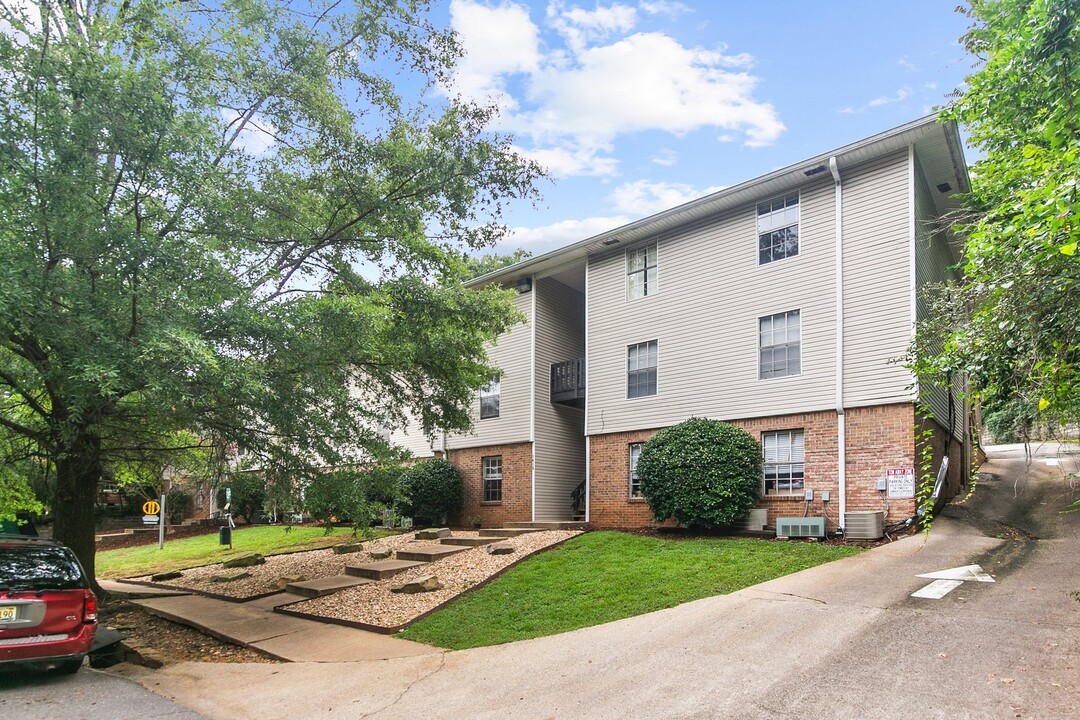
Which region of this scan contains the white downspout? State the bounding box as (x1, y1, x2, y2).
(583, 262, 591, 524)
(530, 274, 537, 523)
(829, 156, 847, 533)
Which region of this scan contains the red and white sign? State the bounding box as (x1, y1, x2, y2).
(886, 467, 916, 498)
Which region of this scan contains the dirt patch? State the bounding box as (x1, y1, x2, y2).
(98, 600, 280, 665)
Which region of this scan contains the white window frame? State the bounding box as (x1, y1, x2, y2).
(479, 376, 500, 419)
(759, 310, 801, 379)
(627, 340, 658, 399)
(629, 443, 644, 498)
(626, 241, 658, 300)
(482, 455, 503, 502)
(757, 192, 800, 265)
(762, 429, 805, 496)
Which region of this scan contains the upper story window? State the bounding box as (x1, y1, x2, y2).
(627, 340, 658, 398)
(480, 376, 500, 419)
(758, 192, 799, 264)
(763, 429, 805, 495)
(759, 310, 801, 379)
(626, 242, 657, 300)
(629, 443, 644, 498)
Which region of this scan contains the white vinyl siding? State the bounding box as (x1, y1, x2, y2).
(533, 277, 586, 521)
(585, 179, 836, 436)
(446, 290, 533, 449)
(842, 150, 915, 407)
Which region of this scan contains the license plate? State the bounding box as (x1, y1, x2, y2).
(0, 606, 16, 623)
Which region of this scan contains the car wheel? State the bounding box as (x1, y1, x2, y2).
(54, 658, 84, 675)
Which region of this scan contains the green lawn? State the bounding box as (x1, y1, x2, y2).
(398, 531, 861, 649)
(97, 525, 381, 579)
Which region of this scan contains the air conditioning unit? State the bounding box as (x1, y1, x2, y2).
(775, 517, 825, 539)
(737, 509, 768, 532)
(844, 511, 884, 540)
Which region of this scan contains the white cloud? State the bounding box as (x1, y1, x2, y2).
(839, 86, 914, 114)
(449, 0, 541, 109)
(547, 1, 638, 54)
(639, 1, 692, 19)
(650, 147, 678, 166)
(505, 214, 631, 247)
(219, 108, 277, 157)
(448, 0, 784, 178)
(609, 179, 726, 215)
(868, 86, 913, 108)
(898, 56, 918, 71)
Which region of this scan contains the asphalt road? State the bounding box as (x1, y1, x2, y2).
(0, 665, 208, 720)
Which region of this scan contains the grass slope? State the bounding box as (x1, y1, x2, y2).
(399, 531, 861, 649)
(96, 525, 375, 579)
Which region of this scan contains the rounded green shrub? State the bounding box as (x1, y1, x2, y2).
(401, 459, 464, 526)
(637, 418, 762, 529)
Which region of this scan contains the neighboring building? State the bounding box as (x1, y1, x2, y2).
(392, 115, 972, 534)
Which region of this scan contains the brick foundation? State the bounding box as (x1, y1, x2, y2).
(448, 442, 532, 527)
(587, 403, 964, 531)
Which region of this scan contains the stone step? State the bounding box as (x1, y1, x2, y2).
(285, 575, 372, 598)
(344, 559, 427, 580)
(477, 528, 543, 538)
(396, 544, 470, 562)
(440, 536, 503, 547)
(504, 521, 587, 530)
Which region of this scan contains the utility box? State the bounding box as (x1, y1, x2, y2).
(844, 511, 885, 540)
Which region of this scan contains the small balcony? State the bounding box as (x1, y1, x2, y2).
(551, 358, 585, 408)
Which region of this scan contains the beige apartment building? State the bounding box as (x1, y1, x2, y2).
(393, 115, 972, 536)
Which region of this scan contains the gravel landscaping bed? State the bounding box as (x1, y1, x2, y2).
(287, 530, 580, 628)
(133, 530, 580, 612)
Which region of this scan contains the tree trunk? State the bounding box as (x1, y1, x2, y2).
(52, 433, 105, 597)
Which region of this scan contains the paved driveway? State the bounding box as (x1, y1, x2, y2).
(114, 443, 1079, 719)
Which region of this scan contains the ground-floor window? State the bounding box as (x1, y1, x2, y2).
(763, 429, 805, 495)
(482, 455, 503, 502)
(629, 443, 643, 498)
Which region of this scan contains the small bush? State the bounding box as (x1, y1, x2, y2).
(637, 418, 762, 529)
(401, 459, 464, 526)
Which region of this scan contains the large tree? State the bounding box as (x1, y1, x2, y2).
(0, 0, 541, 586)
(915, 1, 1080, 430)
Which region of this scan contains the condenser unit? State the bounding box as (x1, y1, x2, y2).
(737, 509, 768, 532)
(775, 517, 826, 539)
(844, 511, 884, 540)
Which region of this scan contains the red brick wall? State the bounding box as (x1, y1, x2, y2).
(588, 403, 926, 531)
(449, 442, 532, 527)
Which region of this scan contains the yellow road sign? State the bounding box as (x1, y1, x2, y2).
(142, 500, 161, 516)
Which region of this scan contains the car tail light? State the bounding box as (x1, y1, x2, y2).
(83, 591, 98, 623)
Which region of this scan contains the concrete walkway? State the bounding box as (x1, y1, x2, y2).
(129, 593, 438, 663)
(111, 443, 1080, 719)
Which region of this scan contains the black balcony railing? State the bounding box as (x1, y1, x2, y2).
(550, 357, 585, 407)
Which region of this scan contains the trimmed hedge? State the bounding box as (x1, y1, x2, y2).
(401, 458, 464, 526)
(637, 418, 762, 529)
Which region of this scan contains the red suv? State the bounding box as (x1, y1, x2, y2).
(0, 535, 98, 674)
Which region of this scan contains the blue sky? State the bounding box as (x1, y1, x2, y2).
(427, 0, 975, 256)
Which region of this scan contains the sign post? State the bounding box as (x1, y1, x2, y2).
(158, 492, 166, 550)
(141, 498, 166, 549)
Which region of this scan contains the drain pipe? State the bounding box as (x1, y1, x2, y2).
(829, 156, 847, 534)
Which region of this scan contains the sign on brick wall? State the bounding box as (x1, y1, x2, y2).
(886, 467, 916, 498)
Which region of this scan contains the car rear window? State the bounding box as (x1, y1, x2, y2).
(0, 544, 87, 591)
